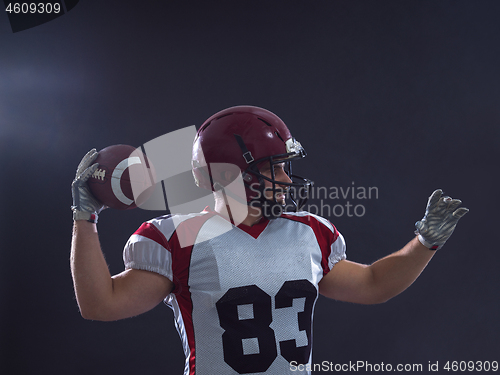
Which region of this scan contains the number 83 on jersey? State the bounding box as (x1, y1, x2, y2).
(216, 280, 317, 374)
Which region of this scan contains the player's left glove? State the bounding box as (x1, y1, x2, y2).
(415, 189, 469, 250)
(71, 149, 107, 223)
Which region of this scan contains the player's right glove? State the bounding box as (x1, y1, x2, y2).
(415, 189, 469, 250)
(71, 149, 107, 223)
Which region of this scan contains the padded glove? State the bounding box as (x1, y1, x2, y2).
(71, 149, 106, 223)
(415, 189, 469, 250)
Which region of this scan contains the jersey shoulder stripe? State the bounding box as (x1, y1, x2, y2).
(133, 221, 171, 251)
(123, 211, 214, 283)
(281, 211, 345, 274)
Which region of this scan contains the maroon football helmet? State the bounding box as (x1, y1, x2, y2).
(192, 105, 313, 218)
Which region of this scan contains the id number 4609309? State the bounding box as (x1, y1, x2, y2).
(5, 2, 62, 14)
(443, 361, 498, 372)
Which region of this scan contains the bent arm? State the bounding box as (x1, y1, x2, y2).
(70, 220, 173, 321)
(319, 236, 435, 304)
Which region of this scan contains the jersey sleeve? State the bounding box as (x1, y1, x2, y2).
(328, 230, 346, 270)
(123, 220, 174, 281)
(307, 213, 347, 273)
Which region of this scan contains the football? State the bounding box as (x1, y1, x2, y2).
(88, 144, 155, 210)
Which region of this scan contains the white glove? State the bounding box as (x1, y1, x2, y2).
(71, 149, 107, 223)
(415, 189, 469, 250)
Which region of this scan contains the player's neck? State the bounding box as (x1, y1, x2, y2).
(214, 197, 263, 227)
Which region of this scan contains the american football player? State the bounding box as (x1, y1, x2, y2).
(71, 106, 468, 375)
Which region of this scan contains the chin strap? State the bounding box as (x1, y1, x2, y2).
(214, 183, 236, 226)
(234, 134, 254, 164)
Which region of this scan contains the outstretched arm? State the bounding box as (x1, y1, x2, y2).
(319, 237, 433, 304)
(70, 149, 172, 321)
(319, 189, 468, 304)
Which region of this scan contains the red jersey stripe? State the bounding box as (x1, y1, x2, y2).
(167, 211, 217, 375)
(133, 222, 171, 251)
(281, 213, 339, 275)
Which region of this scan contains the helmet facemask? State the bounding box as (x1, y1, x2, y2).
(243, 147, 314, 220)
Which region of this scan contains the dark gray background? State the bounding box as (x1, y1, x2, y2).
(1, 1, 498, 374)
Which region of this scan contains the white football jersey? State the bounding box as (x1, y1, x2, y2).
(123, 208, 346, 375)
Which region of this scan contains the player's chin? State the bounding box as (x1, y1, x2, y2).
(263, 191, 286, 205)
